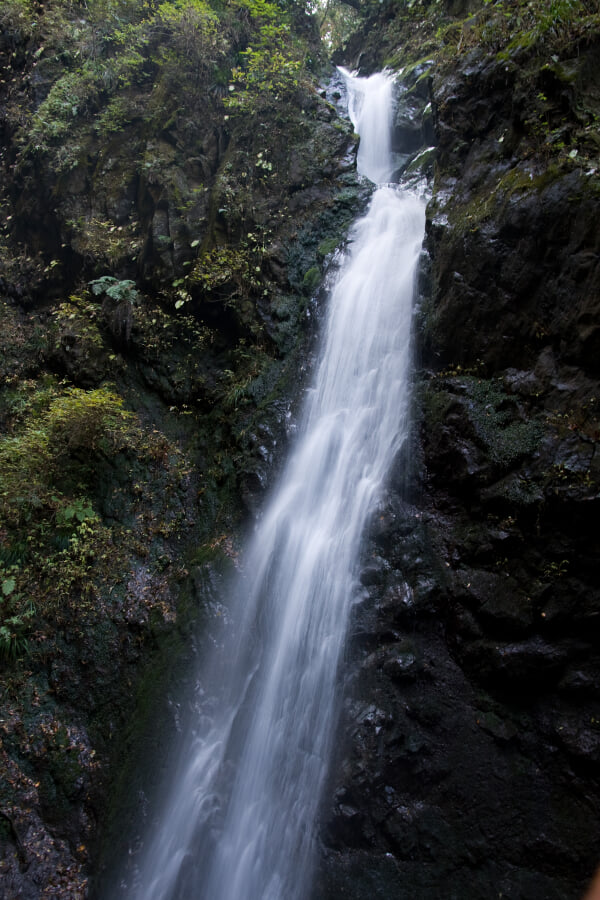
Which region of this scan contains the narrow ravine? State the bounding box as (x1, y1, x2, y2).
(116, 70, 425, 900)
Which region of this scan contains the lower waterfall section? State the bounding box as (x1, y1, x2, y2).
(118, 72, 426, 900)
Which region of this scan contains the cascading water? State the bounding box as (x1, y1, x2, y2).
(119, 69, 425, 900)
(341, 68, 395, 184)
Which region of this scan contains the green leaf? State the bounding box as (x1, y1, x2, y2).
(75, 504, 94, 522)
(2, 577, 16, 597)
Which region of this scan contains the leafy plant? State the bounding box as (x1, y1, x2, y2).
(0, 566, 33, 663)
(225, 33, 303, 114)
(219, 341, 269, 409)
(56, 499, 97, 531)
(154, 0, 226, 87)
(220, 0, 305, 114)
(0, 0, 36, 39)
(89, 276, 139, 304)
(28, 67, 102, 150)
(89, 277, 140, 342)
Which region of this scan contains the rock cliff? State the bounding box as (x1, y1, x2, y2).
(320, 2, 600, 898)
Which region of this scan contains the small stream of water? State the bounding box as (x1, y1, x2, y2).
(121, 69, 425, 900)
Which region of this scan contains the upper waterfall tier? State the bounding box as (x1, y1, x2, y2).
(339, 67, 395, 184)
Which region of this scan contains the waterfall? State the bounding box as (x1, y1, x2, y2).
(120, 69, 425, 900)
(340, 68, 395, 184)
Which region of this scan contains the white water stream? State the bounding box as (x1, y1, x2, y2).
(123, 70, 425, 900)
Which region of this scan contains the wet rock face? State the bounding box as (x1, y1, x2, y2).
(422, 34, 600, 703)
(318, 21, 600, 900)
(425, 40, 600, 377)
(318, 492, 600, 900)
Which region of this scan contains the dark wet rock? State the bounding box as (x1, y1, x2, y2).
(554, 715, 600, 764)
(559, 661, 600, 698)
(450, 566, 534, 635)
(458, 636, 572, 689)
(381, 647, 420, 682)
(360, 555, 390, 586)
(475, 709, 518, 742)
(319, 9, 600, 900)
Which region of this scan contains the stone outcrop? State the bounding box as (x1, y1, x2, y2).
(320, 4, 600, 898)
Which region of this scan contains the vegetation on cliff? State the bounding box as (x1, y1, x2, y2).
(321, 3, 600, 899)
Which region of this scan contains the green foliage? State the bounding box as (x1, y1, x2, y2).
(153, 0, 227, 90)
(25, 47, 146, 163)
(302, 265, 321, 294)
(496, 0, 589, 55)
(0, 385, 137, 531)
(94, 95, 135, 133)
(44, 387, 138, 459)
(1, 576, 17, 598)
(18, 0, 223, 160)
(84, 0, 154, 27)
(440, 0, 600, 60)
(186, 223, 276, 329)
(89, 275, 140, 304)
(225, 31, 303, 113)
(188, 245, 262, 327)
(0, 0, 36, 39)
(542, 557, 570, 578)
(68, 218, 143, 267)
(10, 0, 316, 187)
(56, 499, 96, 529)
(29, 68, 100, 148)
(51, 294, 106, 365)
(316, 0, 360, 50)
(0, 617, 33, 663)
(0, 562, 34, 664)
(218, 340, 270, 409)
(317, 236, 341, 259)
(88, 278, 140, 342)
(190, 246, 258, 294)
(233, 0, 280, 19)
(0, 370, 194, 670)
(222, 0, 305, 114)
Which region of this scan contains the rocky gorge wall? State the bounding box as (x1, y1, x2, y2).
(318, 1, 600, 898)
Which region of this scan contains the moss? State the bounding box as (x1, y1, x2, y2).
(302, 265, 322, 295)
(539, 58, 578, 85)
(459, 376, 543, 468)
(482, 472, 545, 510)
(286, 185, 366, 299)
(405, 146, 436, 176)
(421, 383, 455, 430)
(317, 235, 341, 259)
(439, 161, 569, 239)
